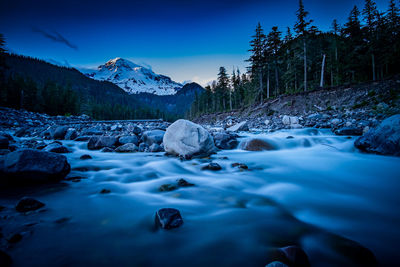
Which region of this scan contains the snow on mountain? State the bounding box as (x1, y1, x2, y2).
(82, 58, 183, 96)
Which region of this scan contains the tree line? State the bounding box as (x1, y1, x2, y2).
(189, 0, 400, 118)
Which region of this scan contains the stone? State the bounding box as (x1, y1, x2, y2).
(74, 136, 91, 142)
(88, 136, 118, 150)
(330, 118, 341, 125)
(132, 125, 142, 135)
(138, 143, 149, 152)
(80, 154, 92, 160)
(265, 262, 289, 267)
(100, 189, 111, 194)
(81, 128, 103, 136)
(118, 135, 139, 146)
(278, 246, 310, 267)
(65, 128, 78, 140)
(155, 208, 184, 229)
(15, 197, 45, 212)
(0, 135, 9, 149)
(115, 143, 138, 153)
(0, 250, 12, 267)
(282, 115, 299, 125)
(227, 121, 249, 132)
(231, 163, 248, 170)
(101, 147, 114, 152)
(177, 178, 194, 187)
(213, 132, 239, 150)
(0, 149, 70, 184)
(334, 127, 363, 136)
(52, 126, 69, 140)
(355, 114, 400, 156)
(7, 233, 22, 243)
(202, 162, 222, 171)
(159, 184, 178, 192)
(240, 139, 275, 151)
(149, 143, 163, 152)
(163, 119, 216, 158)
(142, 130, 165, 146)
(44, 142, 71, 153)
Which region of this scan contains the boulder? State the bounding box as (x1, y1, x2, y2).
(88, 136, 118, 150)
(80, 154, 92, 160)
(240, 139, 275, 151)
(43, 142, 71, 153)
(0, 250, 12, 267)
(334, 127, 363, 136)
(155, 208, 184, 230)
(227, 121, 249, 132)
(282, 115, 300, 127)
(202, 162, 222, 171)
(177, 178, 194, 187)
(354, 114, 400, 156)
(149, 143, 163, 152)
(65, 128, 78, 140)
(132, 125, 142, 135)
(277, 246, 310, 267)
(142, 130, 165, 146)
(115, 143, 138, 153)
(0, 149, 70, 184)
(118, 135, 139, 146)
(15, 197, 45, 212)
(163, 119, 216, 158)
(213, 132, 238, 150)
(138, 143, 149, 152)
(52, 126, 69, 140)
(0, 135, 9, 149)
(265, 262, 289, 267)
(81, 127, 103, 136)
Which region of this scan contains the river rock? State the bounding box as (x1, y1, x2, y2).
(149, 143, 163, 152)
(0, 149, 70, 184)
(155, 208, 184, 230)
(354, 114, 400, 156)
(177, 178, 194, 187)
(163, 119, 216, 158)
(115, 143, 138, 153)
(265, 262, 288, 267)
(334, 127, 363, 136)
(65, 128, 78, 140)
(213, 132, 238, 150)
(118, 135, 139, 146)
(44, 142, 71, 153)
(15, 197, 45, 212)
(52, 126, 69, 140)
(88, 136, 118, 150)
(0, 250, 12, 267)
(138, 143, 149, 152)
(142, 130, 165, 146)
(240, 138, 275, 151)
(202, 162, 222, 171)
(0, 135, 9, 149)
(227, 121, 249, 132)
(80, 154, 92, 160)
(278, 246, 310, 267)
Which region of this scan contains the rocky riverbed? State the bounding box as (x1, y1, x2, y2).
(0, 107, 400, 266)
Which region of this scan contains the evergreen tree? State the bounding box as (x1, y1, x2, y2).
(362, 0, 379, 80)
(266, 26, 282, 96)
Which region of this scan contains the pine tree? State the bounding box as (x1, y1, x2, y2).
(294, 0, 313, 91)
(266, 26, 282, 96)
(362, 0, 379, 80)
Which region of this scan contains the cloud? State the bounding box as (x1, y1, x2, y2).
(32, 27, 78, 50)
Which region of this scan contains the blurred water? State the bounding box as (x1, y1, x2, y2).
(1, 129, 399, 266)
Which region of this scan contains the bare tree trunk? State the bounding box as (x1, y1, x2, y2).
(372, 54, 376, 81)
(320, 54, 326, 88)
(303, 38, 307, 91)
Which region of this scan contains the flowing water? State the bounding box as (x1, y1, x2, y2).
(1, 129, 400, 266)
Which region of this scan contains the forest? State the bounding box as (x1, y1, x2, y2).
(189, 0, 400, 117)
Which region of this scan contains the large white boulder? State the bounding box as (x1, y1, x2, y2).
(163, 119, 216, 158)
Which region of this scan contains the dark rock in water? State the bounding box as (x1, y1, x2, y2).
(155, 208, 183, 230)
(286, 136, 294, 139)
(202, 162, 222, 171)
(355, 114, 400, 156)
(0, 250, 12, 267)
(0, 135, 9, 149)
(0, 133, 14, 142)
(80, 154, 92, 160)
(74, 136, 91, 142)
(52, 126, 69, 140)
(142, 130, 165, 146)
(278, 246, 310, 267)
(7, 233, 22, 243)
(335, 127, 363, 136)
(232, 163, 248, 170)
(15, 197, 45, 212)
(138, 143, 149, 152)
(213, 132, 239, 150)
(100, 189, 111, 194)
(0, 149, 70, 184)
(177, 178, 194, 187)
(118, 135, 139, 146)
(240, 139, 275, 151)
(65, 128, 78, 140)
(149, 143, 163, 152)
(265, 261, 289, 267)
(44, 142, 71, 153)
(132, 125, 142, 135)
(115, 143, 138, 153)
(159, 184, 177, 192)
(101, 147, 114, 153)
(88, 136, 118, 150)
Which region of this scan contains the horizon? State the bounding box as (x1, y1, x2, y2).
(0, 0, 391, 86)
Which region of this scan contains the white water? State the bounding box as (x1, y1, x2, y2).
(2, 129, 400, 266)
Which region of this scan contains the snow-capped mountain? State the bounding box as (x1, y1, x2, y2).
(82, 58, 183, 95)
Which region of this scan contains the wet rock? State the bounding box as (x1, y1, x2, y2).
(149, 143, 163, 152)
(15, 197, 45, 212)
(277, 246, 310, 267)
(0, 149, 70, 184)
(355, 114, 400, 156)
(88, 136, 118, 150)
(177, 178, 194, 187)
(142, 130, 165, 146)
(138, 143, 149, 152)
(74, 136, 91, 142)
(7, 233, 22, 243)
(81, 127, 103, 136)
(80, 154, 92, 160)
(227, 121, 249, 132)
(132, 125, 142, 135)
(100, 189, 111, 194)
(265, 261, 289, 267)
(0, 135, 9, 149)
(231, 163, 248, 170)
(282, 115, 299, 126)
(286, 136, 294, 139)
(65, 128, 78, 140)
(213, 132, 239, 150)
(155, 208, 184, 230)
(14, 127, 28, 137)
(202, 162, 222, 171)
(101, 147, 114, 152)
(240, 139, 275, 151)
(163, 119, 216, 158)
(159, 184, 178, 192)
(115, 143, 138, 153)
(334, 127, 363, 136)
(44, 142, 71, 153)
(118, 135, 139, 146)
(0, 250, 12, 267)
(52, 126, 69, 140)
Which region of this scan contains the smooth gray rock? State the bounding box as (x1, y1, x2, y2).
(155, 208, 184, 230)
(149, 143, 163, 152)
(44, 142, 71, 153)
(227, 121, 249, 132)
(119, 135, 139, 146)
(213, 132, 238, 150)
(115, 143, 138, 153)
(88, 136, 118, 150)
(65, 128, 78, 140)
(335, 127, 363, 136)
(52, 126, 69, 140)
(142, 130, 165, 146)
(15, 197, 45, 212)
(355, 114, 400, 156)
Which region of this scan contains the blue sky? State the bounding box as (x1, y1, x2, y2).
(0, 0, 392, 85)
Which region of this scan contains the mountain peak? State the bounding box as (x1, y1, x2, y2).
(84, 58, 183, 96)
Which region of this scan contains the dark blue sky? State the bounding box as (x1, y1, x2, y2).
(0, 0, 391, 85)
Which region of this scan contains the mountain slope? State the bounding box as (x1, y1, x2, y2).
(82, 58, 183, 95)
